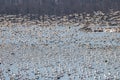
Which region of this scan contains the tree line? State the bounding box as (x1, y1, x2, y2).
(0, 0, 120, 15)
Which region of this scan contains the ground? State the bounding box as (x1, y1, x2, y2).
(0, 25, 120, 80)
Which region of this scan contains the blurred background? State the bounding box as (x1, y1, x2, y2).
(0, 0, 120, 15)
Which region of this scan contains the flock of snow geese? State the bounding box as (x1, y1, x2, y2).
(0, 11, 120, 33)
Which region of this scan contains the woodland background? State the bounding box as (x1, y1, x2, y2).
(0, 0, 120, 15)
